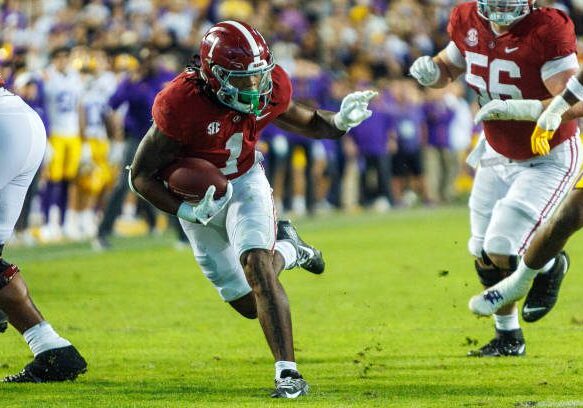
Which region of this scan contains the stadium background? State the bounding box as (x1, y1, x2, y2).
(1, 0, 579, 245)
(2, 1, 583, 407)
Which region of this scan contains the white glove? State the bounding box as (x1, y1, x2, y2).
(333, 90, 378, 131)
(475, 99, 543, 124)
(531, 95, 571, 156)
(409, 56, 440, 87)
(176, 182, 233, 225)
(536, 95, 570, 132)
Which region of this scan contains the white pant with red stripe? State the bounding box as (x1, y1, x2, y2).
(468, 135, 582, 258)
(180, 162, 276, 302)
(0, 90, 46, 244)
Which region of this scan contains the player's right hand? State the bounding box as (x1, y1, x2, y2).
(409, 56, 440, 87)
(177, 182, 233, 225)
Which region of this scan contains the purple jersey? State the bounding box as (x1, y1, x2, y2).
(291, 73, 331, 105)
(423, 100, 455, 148)
(23, 78, 48, 129)
(350, 110, 391, 156)
(391, 102, 425, 154)
(109, 70, 175, 140)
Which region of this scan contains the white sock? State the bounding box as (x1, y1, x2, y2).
(538, 258, 555, 274)
(47, 205, 61, 228)
(275, 360, 297, 379)
(275, 240, 297, 270)
(514, 258, 543, 281)
(494, 312, 520, 331)
(23, 321, 71, 356)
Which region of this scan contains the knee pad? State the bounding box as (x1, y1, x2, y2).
(475, 261, 509, 287)
(484, 234, 514, 257)
(474, 254, 518, 287)
(0, 259, 20, 289)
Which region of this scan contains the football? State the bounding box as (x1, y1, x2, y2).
(161, 157, 228, 204)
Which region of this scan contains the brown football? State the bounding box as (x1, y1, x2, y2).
(162, 157, 228, 204)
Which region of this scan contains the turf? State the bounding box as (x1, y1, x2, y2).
(1, 207, 582, 407)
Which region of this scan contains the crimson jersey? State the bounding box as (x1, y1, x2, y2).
(152, 64, 292, 179)
(448, 3, 578, 160)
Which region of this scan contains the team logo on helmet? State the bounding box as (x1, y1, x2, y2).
(465, 28, 479, 47)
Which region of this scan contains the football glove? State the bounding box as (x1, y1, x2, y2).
(474, 99, 543, 123)
(177, 182, 233, 226)
(531, 95, 571, 156)
(333, 90, 378, 131)
(409, 56, 440, 87)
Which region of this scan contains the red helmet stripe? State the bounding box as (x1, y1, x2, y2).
(223, 20, 261, 63)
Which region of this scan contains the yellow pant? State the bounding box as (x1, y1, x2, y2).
(77, 139, 113, 195)
(48, 134, 82, 182)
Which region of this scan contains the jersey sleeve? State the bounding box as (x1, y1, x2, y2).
(269, 65, 293, 118)
(151, 77, 193, 144)
(446, 6, 461, 44)
(538, 10, 577, 61)
(108, 80, 127, 110)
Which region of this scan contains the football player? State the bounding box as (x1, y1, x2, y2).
(42, 46, 83, 241)
(0, 76, 87, 382)
(410, 0, 583, 356)
(129, 21, 376, 398)
(469, 61, 583, 319)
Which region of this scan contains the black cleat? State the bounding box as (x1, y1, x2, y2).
(522, 251, 569, 323)
(0, 309, 7, 333)
(3, 345, 87, 383)
(276, 220, 325, 274)
(467, 329, 526, 357)
(271, 369, 309, 398)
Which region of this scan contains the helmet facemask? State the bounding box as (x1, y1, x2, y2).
(477, 0, 532, 26)
(211, 62, 274, 115)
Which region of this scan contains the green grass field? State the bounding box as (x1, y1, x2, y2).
(1, 207, 583, 407)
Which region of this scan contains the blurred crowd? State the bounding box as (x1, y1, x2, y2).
(0, 0, 582, 246)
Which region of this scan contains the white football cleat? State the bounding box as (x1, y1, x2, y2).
(468, 272, 533, 316)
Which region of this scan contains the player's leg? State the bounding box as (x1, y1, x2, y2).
(0, 108, 86, 382)
(227, 165, 308, 398)
(178, 218, 319, 320)
(522, 189, 583, 269)
(467, 162, 525, 357)
(63, 136, 84, 240)
(469, 138, 582, 321)
(42, 135, 66, 241)
(470, 188, 583, 320)
(94, 138, 139, 249)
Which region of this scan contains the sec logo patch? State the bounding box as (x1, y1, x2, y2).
(465, 28, 478, 47)
(207, 122, 220, 135)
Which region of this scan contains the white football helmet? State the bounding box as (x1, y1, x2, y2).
(477, 0, 535, 26)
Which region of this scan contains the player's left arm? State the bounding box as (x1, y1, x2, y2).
(274, 90, 377, 139)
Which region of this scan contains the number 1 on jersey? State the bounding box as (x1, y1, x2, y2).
(222, 132, 243, 175)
